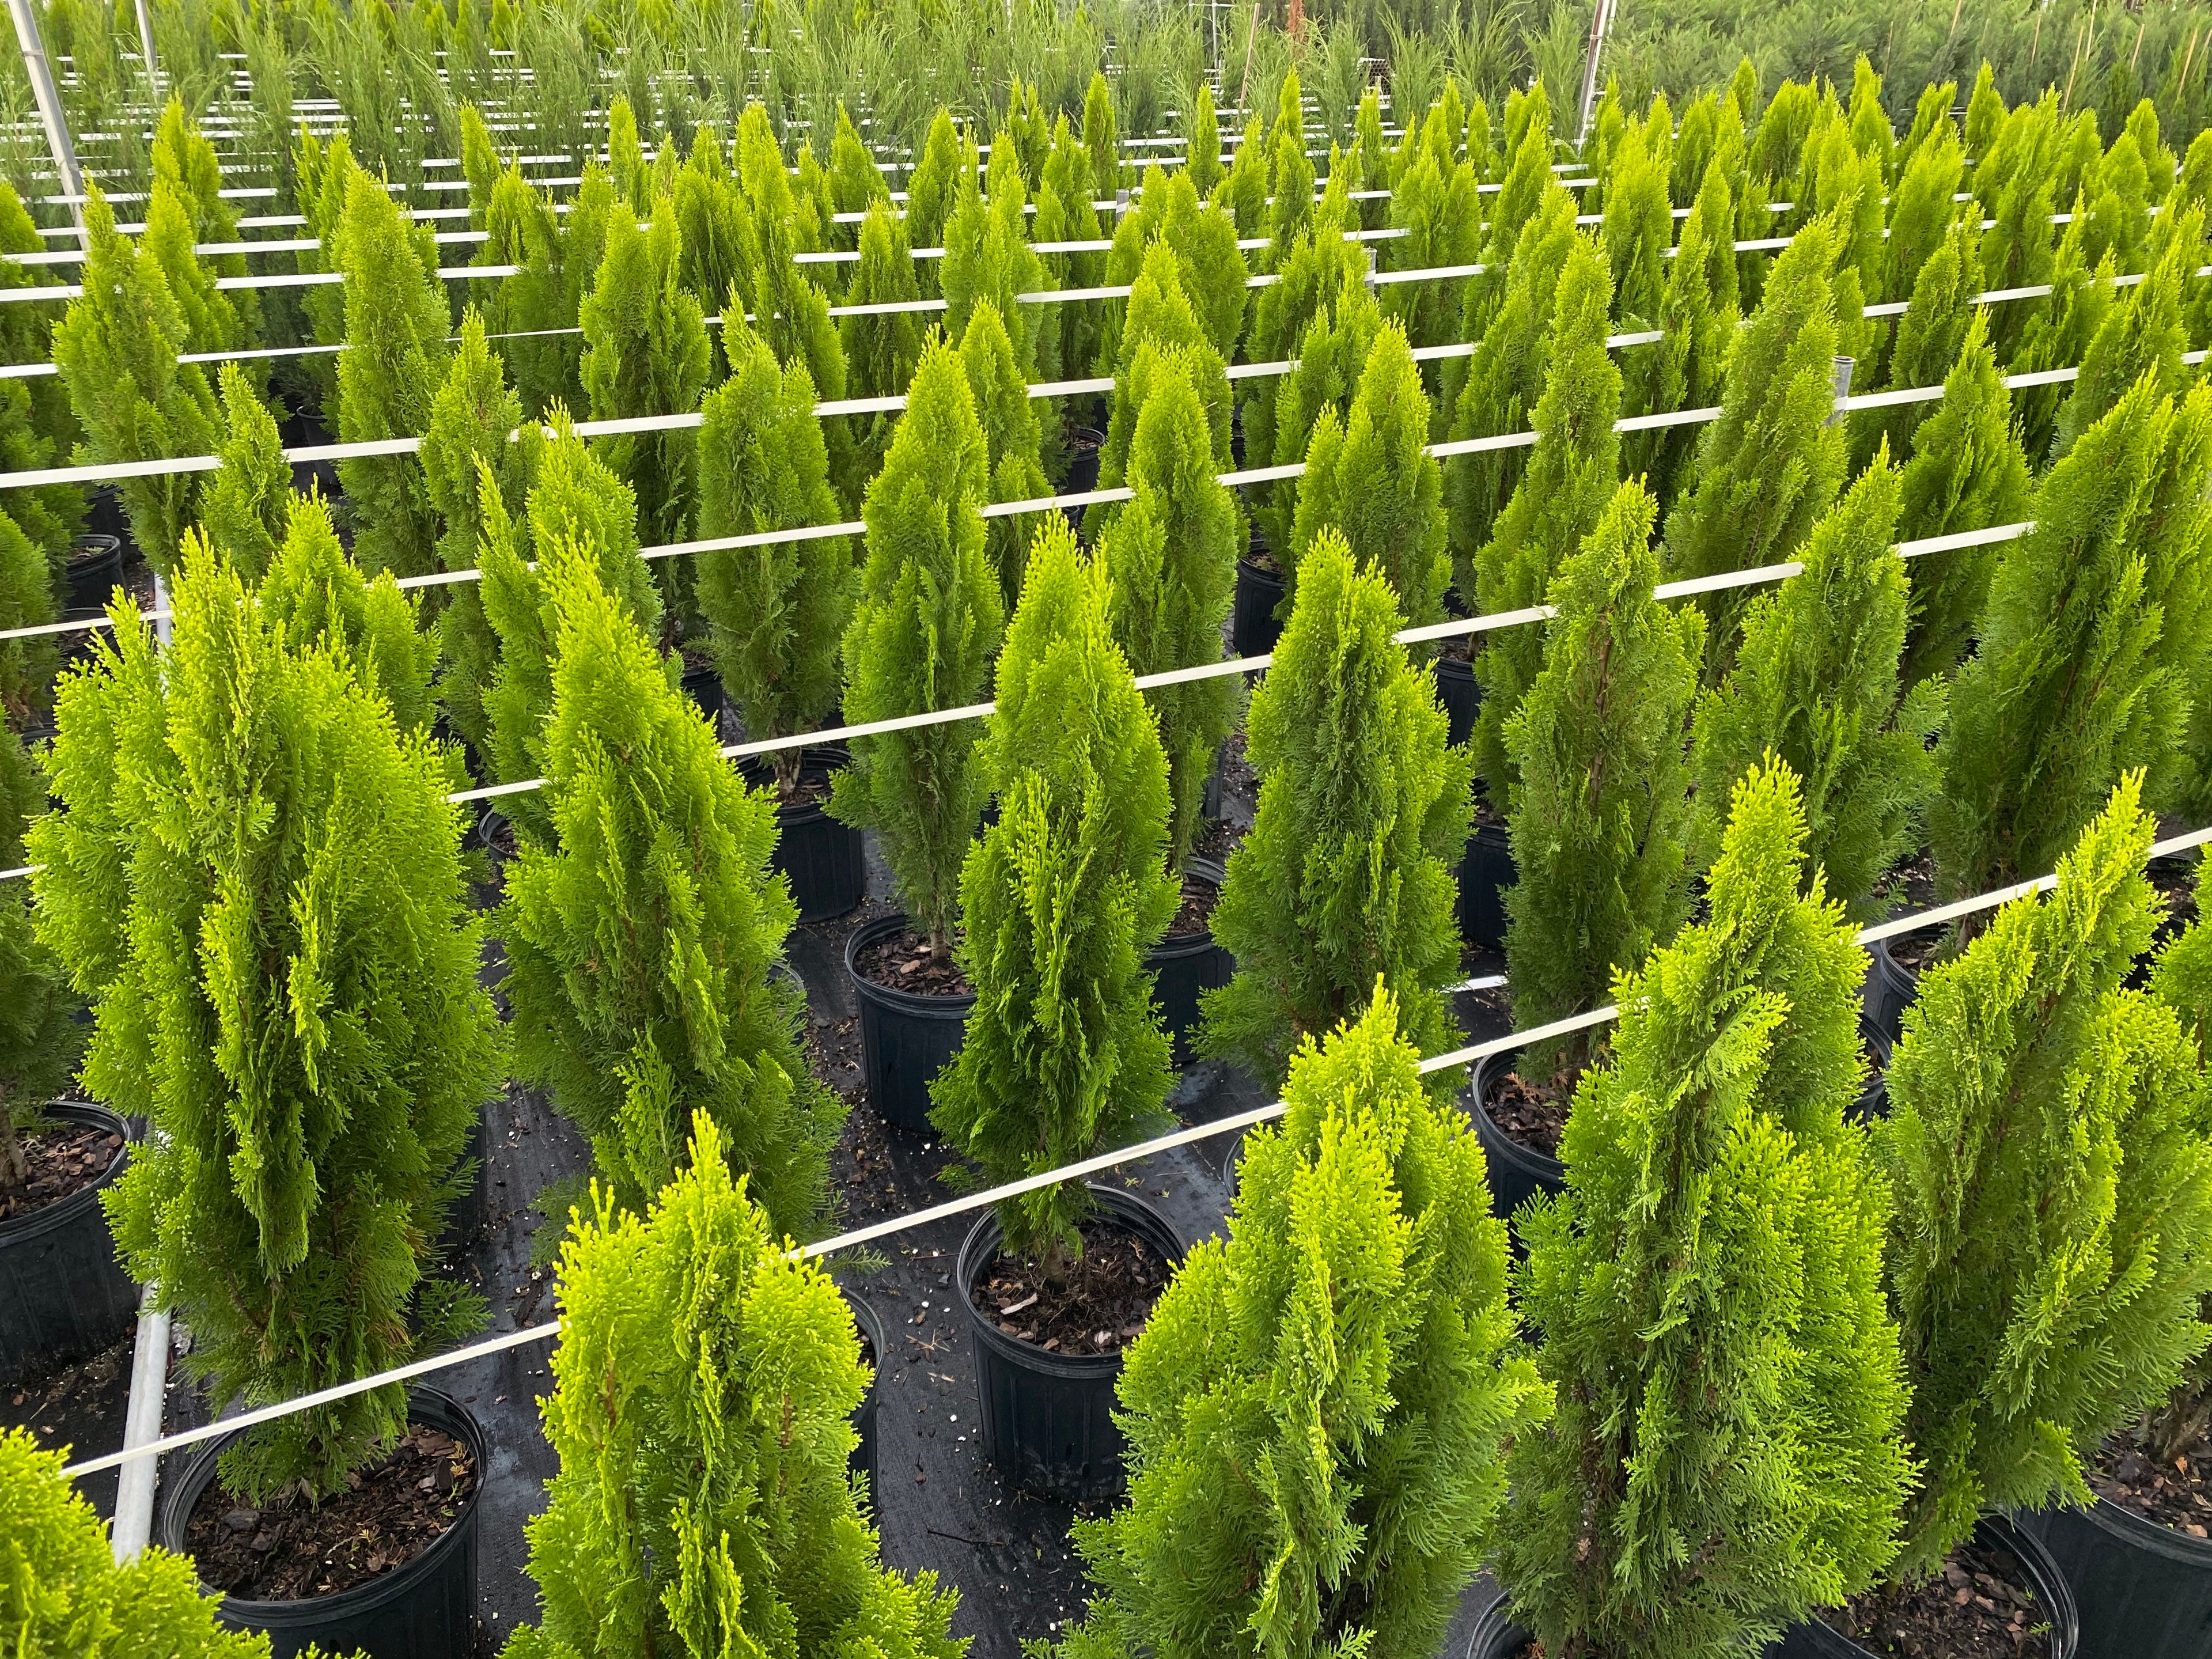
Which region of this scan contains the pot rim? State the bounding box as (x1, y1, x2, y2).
(844, 910, 978, 1017)
(1467, 1044, 1567, 1182)
(157, 1384, 487, 1619)
(0, 1101, 132, 1247)
(1150, 855, 1228, 961)
(739, 745, 855, 825)
(956, 1183, 1185, 1380)
(2049, 1485, 2212, 1567)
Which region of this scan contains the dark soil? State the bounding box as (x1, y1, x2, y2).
(183, 1420, 478, 1601)
(2090, 1424, 2212, 1537)
(1472, 791, 1508, 830)
(1167, 870, 1220, 938)
(0, 1118, 124, 1222)
(2150, 853, 2202, 933)
(1819, 1536, 2055, 1658)
(854, 926, 975, 998)
(1, 1337, 132, 1518)
(1244, 546, 1282, 577)
(771, 770, 835, 810)
(1487, 1069, 1572, 1161)
(969, 1217, 1170, 1357)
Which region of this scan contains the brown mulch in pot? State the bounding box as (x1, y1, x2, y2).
(1817, 1534, 2056, 1658)
(182, 1421, 476, 1601)
(2090, 1423, 2212, 1537)
(853, 927, 974, 998)
(1166, 871, 1220, 938)
(970, 1216, 1170, 1357)
(0, 1119, 123, 1224)
(1486, 1069, 1573, 1161)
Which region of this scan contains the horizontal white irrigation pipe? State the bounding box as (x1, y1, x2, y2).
(54, 815, 2212, 1489)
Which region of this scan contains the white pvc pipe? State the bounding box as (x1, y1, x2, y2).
(109, 1283, 168, 1562)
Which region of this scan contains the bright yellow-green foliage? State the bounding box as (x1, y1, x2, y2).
(200, 361, 291, 583)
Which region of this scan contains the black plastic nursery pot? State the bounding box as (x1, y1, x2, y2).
(1459, 823, 1515, 951)
(846, 911, 976, 1134)
(2021, 1489, 2212, 1659)
(1763, 1515, 2077, 1658)
(0, 1103, 139, 1381)
(1852, 1017, 1893, 1123)
(153, 1387, 487, 1659)
(1463, 1579, 1529, 1658)
(739, 747, 866, 923)
(1435, 653, 1479, 751)
(1146, 857, 1232, 1067)
(1233, 548, 1286, 661)
(277, 414, 343, 502)
(681, 660, 724, 732)
(847, 1289, 884, 1493)
(1468, 1046, 1564, 1226)
(957, 1184, 1185, 1501)
(1859, 935, 1919, 1048)
(63, 533, 125, 620)
(1060, 425, 1105, 532)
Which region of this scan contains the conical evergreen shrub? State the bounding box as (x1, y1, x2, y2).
(693, 315, 854, 793)
(1199, 536, 1469, 1090)
(200, 362, 290, 584)
(0, 512, 57, 732)
(930, 522, 1175, 1268)
(256, 494, 438, 738)
(1052, 986, 1545, 1659)
(2008, 203, 2111, 461)
(1892, 310, 2033, 688)
(1663, 219, 1846, 679)
(841, 202, 925, 482)
(1286, 321, 1448, 628)
(500, 1113, 963, 1659)
(1933, 377, 2209, 902)
(1096, 342, 1241, 872)
(1504, 480, 1701, 1086)
(831, 339, 1004, 957)
(1470, 230, 1620, 806)
(1693, 456, 1945, 921)
(1883, 776, 2212, 1571)
(1857, 215, 1980, 465)
(1621, 154, 1737, 516)
(959, 301, 1051, 609)
(1495, 758, 1913, 1659)
(2051, 212, 2195, 462)
(32, 541, 501, 1499)
(501, 533, 841, 1230)
(0, 1428, 266, 1658)
(51, 188, 219, 575)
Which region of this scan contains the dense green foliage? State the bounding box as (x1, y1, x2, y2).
(1052, 988, 1544, 1659)
(1496, 759, 1912, 1658)
(0, 730, 79, 1192)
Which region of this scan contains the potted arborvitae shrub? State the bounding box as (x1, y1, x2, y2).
(501, 531, 841, 1231)
(51, 187, 219, 574)
(1478, 757, 1913, 1659)
(1464, 229, 1622, 946)
(1786, 778, 2212, 1659)
(832, 338, 1005, 1131)
(0, 724, 122, 1385)
(1893, 310, 2033, 690)
(1095, 339, 1243, 1060)
(477, 422, 666, 850)
(1199, 533, 1470, 1094)
(1052, 987, 1547, 1658)
(31, 542, 502, 1654)
(1934, 378, 2212, 912)
(1692, 455, 1945, 923)
(333, 157, 452, 580)
(1, 1427, 268, 1657)
(501, 1112, 964, 1659)
(840, 202, 925, 484)
(200, 362, 291, 584)
(959, 300, 1051, 609)
(1483, 481, 1701, 1212)
(693, 313, 862, 921)
(2021, 889, 2212, 1659)
(1662, 218, 1847, 679)
(929, 520, 1181, 1499)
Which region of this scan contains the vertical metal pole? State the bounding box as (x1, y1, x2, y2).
(1826, 356, 1857, 425)
(7, 0, 85, 245)
(133, 0, 158, 105)
(1575, 0, 1618, 151)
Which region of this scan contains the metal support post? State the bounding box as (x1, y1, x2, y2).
(133, 0, 158, 105)
(6, 0, 85, 245)
(1826, 355, 1857, 426)
(1575, 0, 1619, 151)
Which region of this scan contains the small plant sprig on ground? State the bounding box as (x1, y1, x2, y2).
(1505, 480, 1703, 1086)
(501, 535, 842, 1232)
(1933, 377, 2212, 904)
(32, 540, 500, 1501)
(51, 188, 219, 575)
(1495, 757, 1913, 1659)
(501, 1114, 965, 1659)
(0, 1428, 266, 1658)
(1200, 536, 1469, 1092)
(930, 522, 1176, 1272)
(1884, 775, 2212, 1573)
(1693, 455, 1945, 921)
(1047, 986, 1546, 1659)
(1096, 341, 1242, 872)
(693, 315, 854, 794)
(1471, 229, 1620, 806)
(832, 338, 1004, 958)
